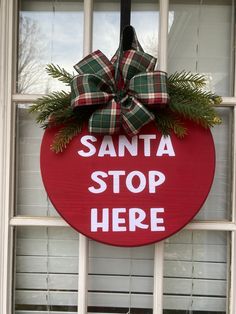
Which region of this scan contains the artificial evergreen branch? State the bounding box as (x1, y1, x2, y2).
(168, 71, 206, 89)
(168, 83, 222, 127)
(168, 83, 220, 106)
(152, 109, 187, 138)
(51, 122, 82, 153)
(41, 107, 74, 129)
(29, 91, 71, 125)
(169, 101, 217, 128)
(46, 64, 74, 85)
(29, 91, 70, 113)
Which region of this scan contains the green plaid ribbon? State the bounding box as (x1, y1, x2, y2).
(71, 26, 169, 136)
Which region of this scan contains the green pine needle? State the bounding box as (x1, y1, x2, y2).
(169, 100, 217, 128)
(168, 82, 222, 128)
(46, 64, 74, 85)
(29, 91, 70, 112)
(42, 107, 75, 129)
(152, 110, 187, 138)
(29, 91, 71, 124)
(168, 71, 206, 89)
(51, 123, 82, 153)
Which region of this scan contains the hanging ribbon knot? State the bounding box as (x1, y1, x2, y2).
(71, 26, 169, 136)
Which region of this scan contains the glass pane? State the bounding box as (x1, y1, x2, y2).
(16, 105, 59, 216)
(131, 1, 159, 57)
(88, 241, 155, 312)
(93, 0, 120, 59)
(14, 226, 79, 313)
(195, 107, 232, 220)
(163, 230, 229, 313)
(168, 0, 233, 96)
(93, 0, 159, 59)
(18, 0, 83, 94)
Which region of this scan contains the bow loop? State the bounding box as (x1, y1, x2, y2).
(71, 74, 114, 107)
(89, 96, 154, 136)
(89, 99, 121, 134)
(119, 50, 156, 84)
(74, 50, 115, 88)
(121, 97, 155, 136)
(129, 71, 169, 107)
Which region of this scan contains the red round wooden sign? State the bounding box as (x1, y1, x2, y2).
(40, 122, 215, 247)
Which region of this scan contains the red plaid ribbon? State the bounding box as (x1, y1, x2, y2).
(71, 26, 169, 136)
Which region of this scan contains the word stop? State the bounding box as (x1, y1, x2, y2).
(88, 170, 166, 194)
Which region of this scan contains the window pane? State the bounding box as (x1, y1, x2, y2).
(168, 0, 233, 96)
(131, 1, 159, 57)
(16, 105, 59, 216)
(93, 1, 120, 59)
(14, 226, 79, 313)
(88, 241, 155, 312)
(195, 107, 232, 220)
(93, 0, 159, 59)
(163, 230, 229, 313)
(18, 0, 83, 94)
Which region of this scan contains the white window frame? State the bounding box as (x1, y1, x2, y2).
(0, 0, 236, 313)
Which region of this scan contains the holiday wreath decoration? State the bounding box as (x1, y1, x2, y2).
(30, 26, 221, 153)
(32, 26, 222, 247)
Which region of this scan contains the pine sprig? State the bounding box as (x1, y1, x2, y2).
(41, 107, 74, 129)
(51, 122, 82, 153)
(169, 100, 218, 128)
(48, 106, 97, 151)
(168, 71, 206, 89)
(46, 64, 74, 85)
(29, 91, 70, 113)
(168, 82, 222, 127)
(29, 91, 71, 124)
(152, 109, 187, 138)
(168, 82, 219, 104)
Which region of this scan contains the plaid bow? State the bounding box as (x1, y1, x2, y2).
(71, 26, 169, 136)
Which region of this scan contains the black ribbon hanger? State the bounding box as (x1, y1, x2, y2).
(120, 0, 132, 50)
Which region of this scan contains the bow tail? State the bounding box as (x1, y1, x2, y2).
(121, 97, 155, 136)
(89, 99, 121, 134)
